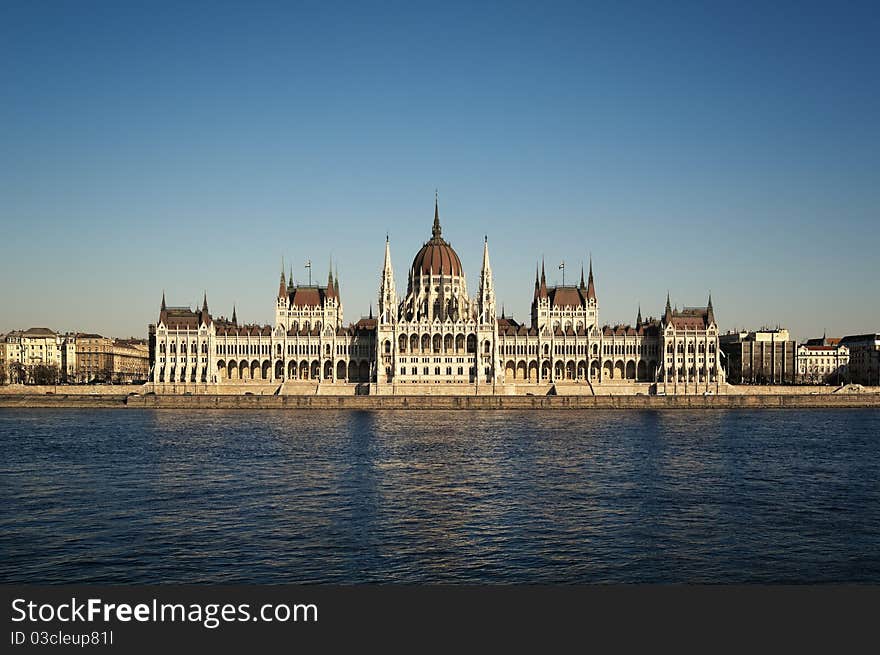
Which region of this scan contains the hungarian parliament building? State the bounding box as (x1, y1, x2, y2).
(150, 199, 724, 394)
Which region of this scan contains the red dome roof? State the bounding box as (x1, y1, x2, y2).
(411, 239, 463, 276)
(410, 196, 463, 277)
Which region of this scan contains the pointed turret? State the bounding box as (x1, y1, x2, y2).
(585, 256, 596, 300)
(664, 292, 673, 324)
(378, 236, 397, 325)
(334, 266, 340, 300)
(159, 291, 167, 324)
(232, 305, 237, 325)
(201, 291, 212, 326)
(278, 269, 287, 299)
(477, 235, 495, 325)
(326, 265, 336, 300)
(579, 264, 585, 290)
(539, 260, 548, 299)
(288, 264, 294, 292)
(707, 293, 715, 325)
(636, 304, 642, 326)
(533, 263, 540, 300)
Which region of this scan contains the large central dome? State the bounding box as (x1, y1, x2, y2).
(410, 198, 463, 277)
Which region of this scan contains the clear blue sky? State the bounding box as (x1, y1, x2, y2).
(1, 1, 878, 341)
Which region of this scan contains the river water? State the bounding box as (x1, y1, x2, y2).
(1, 408, 878, 583)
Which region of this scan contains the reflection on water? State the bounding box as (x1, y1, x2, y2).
(1, 409, 879, 583)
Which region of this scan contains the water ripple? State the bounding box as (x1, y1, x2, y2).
(1, 408, 879, 583)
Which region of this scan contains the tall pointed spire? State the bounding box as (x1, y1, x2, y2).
(232, 304, 237, 325)
(432, 189, 442, 240)
(161, 291, 166, 311)
(278, 268, 287, 299)
(327, 262, 335, 299)
(539, 259, 548, 298)
(288, 263, 294, 291)
(664, 292, 673, 323)
(707, 292, 715, 325)
(379, 236, 397, 325)
(202, 291, 209, 313)
(533, 262, 540, 300)
(636, 304, 642, 326)
(478, 235, 495, 324)
(585, 256, 596, 300)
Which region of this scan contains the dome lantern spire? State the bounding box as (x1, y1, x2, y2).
(432, 189, 442, 240)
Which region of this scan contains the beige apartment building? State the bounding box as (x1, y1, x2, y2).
(0, 328, 69, 383)
(74, 334, 149, 383)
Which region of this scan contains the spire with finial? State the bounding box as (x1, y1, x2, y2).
(636, 304, 642, 326)
(161, 291, 166, 312)
(585, 255, 596, 300)
(334, 265, 340, 299)
(202, 291, 209, 313)
(232, 304, 237, 325)
(539, 259, 548, 298)
(327, 261, 335, 299)
(533, 262, 540, 299)
(278, 267, 287, 299)
(432, 189, 442, 240)
(288, 263, 295, 291)
(579, 263, 585, 290)
(707, 292, 715, 325)
(664, 292, 673, 323)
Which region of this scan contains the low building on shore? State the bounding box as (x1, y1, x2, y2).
(839, 334, 880, 386)
(719, 329, 797, 385)
(75, 334, 149, 383)
(797, 337, 849, 384)
(0, 328, 65, 384)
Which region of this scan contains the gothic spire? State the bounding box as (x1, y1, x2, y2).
(636, 304, 642, 326)
(202, 291, 209, 313)
(432, 189, 442, 240)
(161, 291, 166, 311)
(664, 292, 673, 323)
(327, 263, 335, 299)
(707, 292, 715, 325)
(232, 304, 237, 325)
(539, 259, 548, 298)
(579, 264, 585, 290)
(585, 256, 596, 300)
(278, 268, 287, 299)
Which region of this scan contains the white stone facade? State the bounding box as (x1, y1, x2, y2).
(150, 199, 724, 394)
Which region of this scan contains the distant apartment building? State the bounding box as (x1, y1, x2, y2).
(719, 329, 797, 384)
(60, 334, 77, 381)
(75, 334, 114, 382)
(797, 336, 849, 384)
(75, 334, 149, 383)
(0, 328, 68, 383)
(839, 334, 880, 385)
(112, 339, 150, 383)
